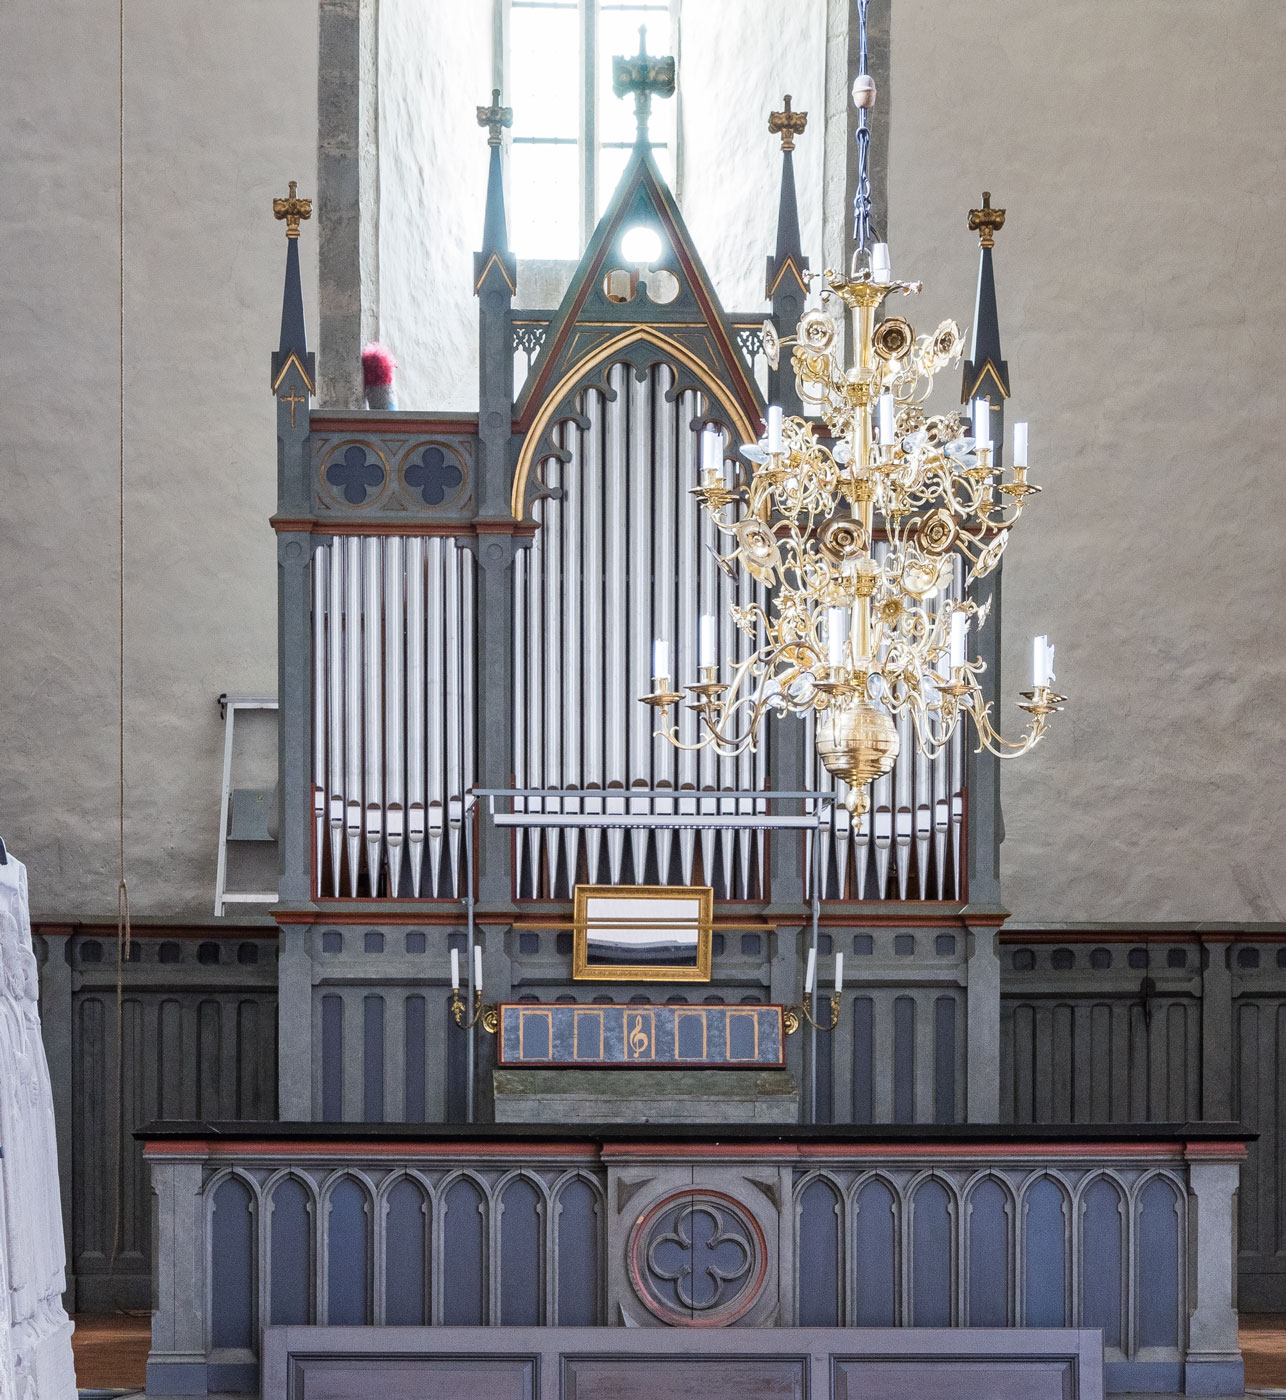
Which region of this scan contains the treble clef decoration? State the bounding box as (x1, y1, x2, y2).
(628, 1014, 650, 1059)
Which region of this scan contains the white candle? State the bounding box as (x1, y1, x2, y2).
(652, 638, 669, 681)
(450, 947, 460, 991)
(767, 405, 784, 454)
(878, 392, 895, 445)
(804, 946, 816, 994)
(699, 615, 717, 668)
(827, 607, 847, 667)
(834, 952, 844, 993)
(871, 242, 891, 284)
(701, 427, 721, 479)
(1032, 635, 1056, 688)
(972, 397, 990, 449)
(473, 944, 483, 994)
(950, 612, 969, 668)
(1014, 421, 1029, 468)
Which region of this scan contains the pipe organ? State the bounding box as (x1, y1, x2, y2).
(806, 552, 965, 902)
(312, 536, 476, 899)
(514, 364, 767, 900)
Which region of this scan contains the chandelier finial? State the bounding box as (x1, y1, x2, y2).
(612, 26, 675, 145)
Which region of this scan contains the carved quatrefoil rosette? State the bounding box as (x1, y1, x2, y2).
(628, 1189, 769, 1326)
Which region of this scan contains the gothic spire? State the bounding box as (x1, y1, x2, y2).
(766, 96, 807, 301)
(475, 90, 516, 294)
(961, 191, 1010, 404)
(270, 181, 314, 394)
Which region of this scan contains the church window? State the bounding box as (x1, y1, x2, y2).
(505, 0, 677, 258)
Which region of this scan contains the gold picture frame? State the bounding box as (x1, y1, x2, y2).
(572, 884, 714, 983)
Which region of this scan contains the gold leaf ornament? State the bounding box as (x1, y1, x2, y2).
(917, 507, 958, 556)
(872, 315, 914, 361)
(760, 319, 781, 371)
(817, 517, 867, 565)
(797, 309, 836, 352)
(733, 519, 782, 582)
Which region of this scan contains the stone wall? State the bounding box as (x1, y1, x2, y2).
(0, 0, 318, 920)
(1, 2, 1282, 924)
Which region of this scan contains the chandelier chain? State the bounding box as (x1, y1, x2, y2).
(852, 0, 875, 255)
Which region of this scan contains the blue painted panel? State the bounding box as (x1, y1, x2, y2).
(269, 1177, 312, 1325)
(1138, 1177, 1180, 1348)
(851, 997, 873, 1124)
(443, 1177, 486, 1324)
(445, 994, 467, 1124)
(384, 1178, 428, 1325)
(853, 1178, 897, 1326)
(321, 995, 343, 1122)
(934, 996, 956, 1124)
(966, 1178, 1009, 1326)
(1023, 1178, 1067, 1326)
(210, 1176, 254, 1350)
(797, 1179, 841, 1325)
(911, 1178, 952, 1324)
(556, 1178, 601, 1325)
(497, 1003, 784, 1066)
(893, 997, 915, 1123)
(363, 995, 385, 1122)
(327, 1178, 370, 1324)
(404, 995, 426, 1123)
(815, 1014, 833, 1124)
(500, 1177, 542, 1324)
(1081, 1178, 1124, 1348)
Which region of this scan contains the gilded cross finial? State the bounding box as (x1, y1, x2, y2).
(612, 25, 676, 143)
(476, 88, 513, 147)
(272, 180, 312, 239)
(768, 95, 808, 153)
(968, 190, 1006, 248)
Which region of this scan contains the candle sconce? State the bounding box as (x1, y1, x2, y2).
(449, 985, 498, 1033)
(449, 945, 498, 1032)
(784, 949, 844, 1035)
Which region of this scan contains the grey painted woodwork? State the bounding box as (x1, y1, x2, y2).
(33, 928, 278, 1311)
(261, 1324, 1105, 1400)
(1001, 931, 1286, 1311)
(140, 1126, 1241, 1396)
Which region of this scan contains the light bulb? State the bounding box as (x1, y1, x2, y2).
(620, 224, 663, 266)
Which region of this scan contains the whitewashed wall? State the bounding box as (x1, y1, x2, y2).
(1, 0, 1282, 926)
(0, 1, 318, 919)
(887, 0, 1286, 921)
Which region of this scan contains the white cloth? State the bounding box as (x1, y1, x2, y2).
(0, 858, 75, 1400)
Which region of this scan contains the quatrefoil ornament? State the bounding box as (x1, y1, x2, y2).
(326, 444, 385, 505)
(405, 444, 464, 505)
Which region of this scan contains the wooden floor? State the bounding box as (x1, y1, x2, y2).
(68, 1311, 1286, 1395)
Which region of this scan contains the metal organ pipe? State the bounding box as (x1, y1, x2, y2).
(652, 366, 676, 884)
(582, 389, 605, 885)
(326, 540, 344, 895)
(444, 534, 464, 891)
(405, 537, 427, 897)
(627, 368, 652, 883)
(343, 536, 363, 895)
(543, 450, 564, 894)
(362, 535, 384, 891)
(675, 386, 699, 885)
(562, 422, 583, 894)
(312, 545, 327, 898)
(384, 536, 405, 896)
(604, 365, 628, 885)
(426, 536, 446, 896)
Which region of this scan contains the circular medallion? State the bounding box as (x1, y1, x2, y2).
(628, 1189, 768, 1327)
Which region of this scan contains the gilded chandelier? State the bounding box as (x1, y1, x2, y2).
(642, 11, 1064, 821)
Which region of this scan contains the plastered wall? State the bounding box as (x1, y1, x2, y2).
(2, 1, 1282, 924)
(886, 0, 1286, 921)
(0, 1, 318, 919)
